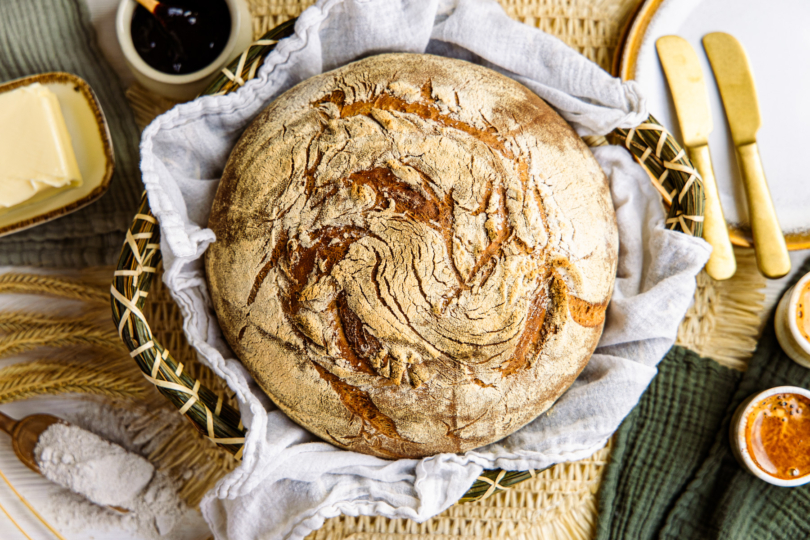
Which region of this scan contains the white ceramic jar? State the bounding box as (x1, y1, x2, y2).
(775, 271, 810, 369)
(729, 385, 810, 487)
(115, 0, 253, 101)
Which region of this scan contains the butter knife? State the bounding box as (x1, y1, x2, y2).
(703, 32, 791, 279)
(656, 35, 736, 280)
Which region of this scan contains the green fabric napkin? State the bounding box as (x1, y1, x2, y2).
(0, 0, 142, 267)
(598, 258, 810, 540)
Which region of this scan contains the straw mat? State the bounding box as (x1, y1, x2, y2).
(120, 1, 766, 539)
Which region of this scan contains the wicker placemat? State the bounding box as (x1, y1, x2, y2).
(123, 1, 767, 539)
(676, 249, 766, 371)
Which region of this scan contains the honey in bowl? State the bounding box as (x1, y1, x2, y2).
(745, 393, 810, 480)
(131, 0, 231, 75)
(797, 281, 810, 344)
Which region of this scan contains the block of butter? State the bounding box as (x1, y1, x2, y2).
(0, 83, 83, 209)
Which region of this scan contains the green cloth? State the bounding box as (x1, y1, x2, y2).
(0, 0, 142, 267)
(598, 258, 810, 540)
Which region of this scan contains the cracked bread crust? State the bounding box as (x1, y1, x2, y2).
(205, 53, 618, 459)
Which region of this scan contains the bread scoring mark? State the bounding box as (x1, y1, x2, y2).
(441, 405, 492, 452)
(323, 428, 407, 460)
(566, 292, 608, 328)
(336, 291, 386, 374)
(314, 89, 514, 160)
(464, 182, 509, 288)
(345, 167, 446, 229)
(498, 287, 549, 377)
(421, 80, 433, 102)
(310, 360, 402, 440)
(246, 229, 289, 307)
(286, 227, 368, 292)
(282, 226, 377, 374)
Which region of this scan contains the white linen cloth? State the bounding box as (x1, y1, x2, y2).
(138, 1, 711, 538)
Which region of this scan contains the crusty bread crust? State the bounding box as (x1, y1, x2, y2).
(205, 53, 618, 458)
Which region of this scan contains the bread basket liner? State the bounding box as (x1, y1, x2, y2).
(132, 0, 711, 538)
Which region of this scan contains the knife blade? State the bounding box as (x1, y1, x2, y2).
(656, 35, 736, 280)
(703, 32, 790, 279)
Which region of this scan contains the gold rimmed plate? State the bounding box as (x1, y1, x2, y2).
(616, 0, 810, 250)
(0, 72, 115, 238)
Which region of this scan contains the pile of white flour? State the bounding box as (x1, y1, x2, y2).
(36, 423, 155, 509)
(33, 404, 209, 540)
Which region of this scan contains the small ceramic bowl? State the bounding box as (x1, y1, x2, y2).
(729, 385, 810, 487)
(116, 0, 253, 101)
(775, 271, 810, 369)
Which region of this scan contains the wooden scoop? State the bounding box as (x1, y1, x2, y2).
(0, 411, 128, 513)
(135, 0, 161, 12)
(134, 0, 207, 42)
(0, 411, 62, 474)
(136, 0, 200, 27)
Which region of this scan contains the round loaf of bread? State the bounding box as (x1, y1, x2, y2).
(206, 53, 618, 458)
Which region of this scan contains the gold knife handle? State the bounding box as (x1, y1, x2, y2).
(687, 145, 736, 280)
(737, 142, 791, 278)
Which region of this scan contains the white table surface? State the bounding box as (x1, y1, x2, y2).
(1, 1, 809, 538)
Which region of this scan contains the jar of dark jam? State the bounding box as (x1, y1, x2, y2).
(131, 0, 231, 75)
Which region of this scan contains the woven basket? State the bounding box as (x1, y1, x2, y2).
(111, 19, 705, 503)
